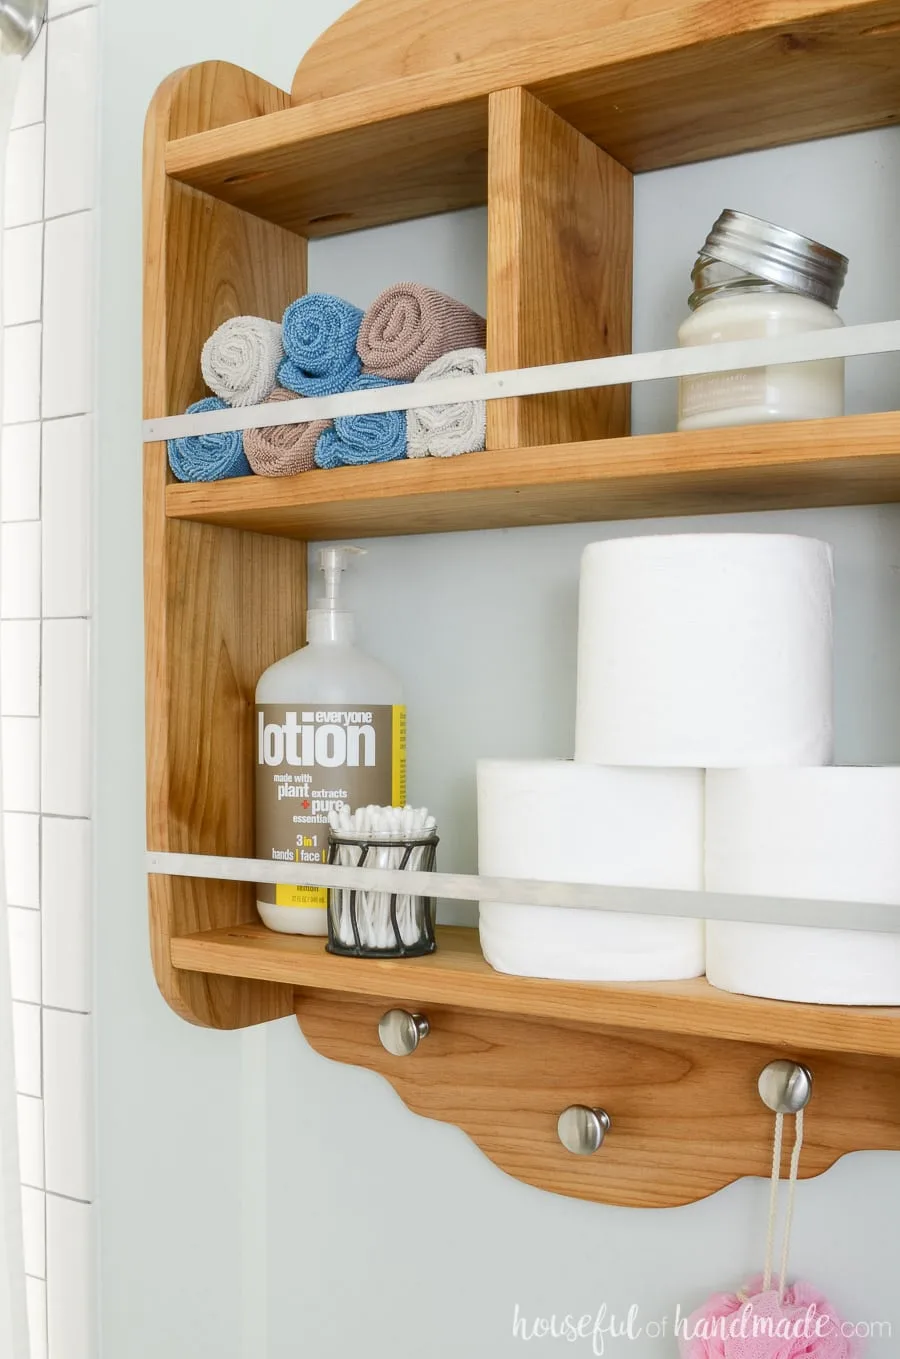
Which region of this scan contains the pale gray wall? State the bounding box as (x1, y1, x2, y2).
(98, 1, 900, 1355)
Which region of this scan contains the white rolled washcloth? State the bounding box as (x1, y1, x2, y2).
(407, 347, 487, 457)
(200, 315, 284, 407)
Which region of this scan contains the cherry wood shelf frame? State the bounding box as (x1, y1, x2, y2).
(172, 924, 900, 1060)
(144, 0, 900, 1206)
(165, 0, 900, 239)
(164, 412, 900, 540)
(170, 923, 900, 1208)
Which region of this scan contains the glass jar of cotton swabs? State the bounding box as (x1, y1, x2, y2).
(325, 805, 439, 958)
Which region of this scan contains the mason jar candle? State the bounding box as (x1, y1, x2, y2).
(677, 210, 848, 431)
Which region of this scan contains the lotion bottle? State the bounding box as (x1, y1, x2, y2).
(255, 546, 406, 935)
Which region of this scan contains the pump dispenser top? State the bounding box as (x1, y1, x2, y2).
(307, 545, 365, 644)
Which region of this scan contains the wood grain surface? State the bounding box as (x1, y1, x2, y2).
(163, 412, 900, 541)
(162, 0, 900, 238)
(144, 63, 308, 1026)
(294, 990, 900, 1207)
(169, 924, 900, 1059)
(486, 89, 632, 449)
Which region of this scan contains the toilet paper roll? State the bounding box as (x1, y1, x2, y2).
(477, 759, 704, 981)
(706, 767, 900, 1004)
(575, 533, 834, 767)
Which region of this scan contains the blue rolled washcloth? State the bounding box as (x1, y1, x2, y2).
(167, 396, 252, 483)
(314, 374, 407, 468)
(278, 293, 363, 397)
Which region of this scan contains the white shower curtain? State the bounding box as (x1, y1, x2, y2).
(0, 42, 32, 1359)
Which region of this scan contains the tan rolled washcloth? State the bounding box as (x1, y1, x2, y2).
(243, 387, 331, 477)
(358, 283, 487, 381)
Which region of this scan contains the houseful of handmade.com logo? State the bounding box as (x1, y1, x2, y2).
(511, 1303, 890, 1353)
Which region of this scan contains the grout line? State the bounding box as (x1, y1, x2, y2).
(48, 3, 98, 17)
(40, 1005, 91, 1018)
(45, 1189, 92, 1207)
(42, 208, 95, 225)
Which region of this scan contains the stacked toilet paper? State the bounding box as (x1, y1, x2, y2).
(478, 761, 705, 981)
(478, 531, 900, 1001)
(706, 768, 900, 1004)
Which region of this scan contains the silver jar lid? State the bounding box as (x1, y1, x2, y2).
(695, 209, 848, 310)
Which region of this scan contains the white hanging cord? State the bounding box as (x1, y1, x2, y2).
(762, 1111, 785, 1292)
(761, 1108, 805, 1298)
(778, 1109, 805, 1301)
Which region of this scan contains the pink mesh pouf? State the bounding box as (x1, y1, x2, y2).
(679, 1102, 863, 1359)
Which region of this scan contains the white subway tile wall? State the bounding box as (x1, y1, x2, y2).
(4, 811, 39, 907)
(3, 321, 41, 423)
(46, 1197, 96, 1359)
(8, 905, 41, 1002)
(26, 1277, 48, 1359)
(12, 1000, 41, 1098)
(5, 125, 44, 228)
(44, 11, 98, 218)
(12, 28, 46, 132)
(3, 717, 41, 812)
(3, 10, 97, 1356)
(1, 620, 40, 716)
(42, 212, 95, 419)
(1, 520, 42, 617)
(41, 619, 91, 815)
(41, 416, 91, 616)
(17, 1093, 44, 1189)
(43, 1009, 93, 1200)
(21, 1184, 46, 1279)
(41, 817, 91, 1012)
(1, 424, 40, 522)
(4, 225, 43, 326)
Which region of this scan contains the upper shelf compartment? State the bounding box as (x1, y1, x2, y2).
(165, 0, 900, 238)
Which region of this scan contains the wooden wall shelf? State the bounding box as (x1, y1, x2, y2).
(144, 0, 900, 1207)
(172, 923, 900, 1060)
(170, 923, 900, 1208)
(165, 0, 900, 239)
(164, 412, 900, 541)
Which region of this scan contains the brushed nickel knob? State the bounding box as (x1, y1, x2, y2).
(378, 1009, 430, 1056)
(557, 1105, 611, 1155)
(758, 1060, 813, 1114)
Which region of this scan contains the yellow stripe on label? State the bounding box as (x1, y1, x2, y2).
(392, 705, 407, 806)
(275, 884, 328, 908)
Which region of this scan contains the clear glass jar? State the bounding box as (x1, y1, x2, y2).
(677, 212, 848, 432)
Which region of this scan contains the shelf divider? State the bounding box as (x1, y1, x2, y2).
(486, 87, 633, 449)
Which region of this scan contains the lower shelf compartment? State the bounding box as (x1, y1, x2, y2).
(162, 411, 900, 540)
(170, 922, 900, 1058)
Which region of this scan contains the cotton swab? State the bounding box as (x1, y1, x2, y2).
(327, 804, 437, 950)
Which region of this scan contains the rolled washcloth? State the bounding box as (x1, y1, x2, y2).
(407, 348, 487, 458)
(244, 387, 330, 477)
(278, 293, 363, 397)
(358, 282, 487, 381)
(315, 374, 407, 468)
(200, 315, 283, 407)
(167, 396, 252, 482)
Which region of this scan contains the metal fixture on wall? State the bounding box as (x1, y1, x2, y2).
(557, 1106, 612, 1156)
(0, 0, 44, 56)
(378, 1009, 430, 1056)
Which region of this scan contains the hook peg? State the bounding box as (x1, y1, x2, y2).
(378, 1009, 430, 1056)
(557, 1105, 611, 1155)
(758, 1060, 813, 1114)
